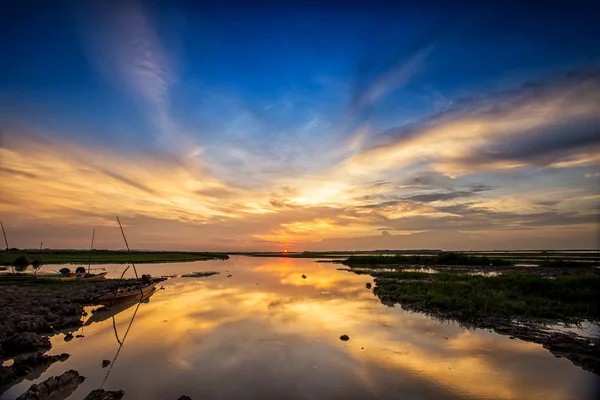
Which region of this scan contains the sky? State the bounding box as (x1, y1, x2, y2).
(0, 1, 599, 251)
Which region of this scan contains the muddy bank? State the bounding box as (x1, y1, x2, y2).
(0, 278, 164, 393)
(361, 270, 600, 375)
(1, 280, 135, 355)
(16, 369, 85, 400)
(0, 352, 69, 392)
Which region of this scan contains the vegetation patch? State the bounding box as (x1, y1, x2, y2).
(373, 270, 600, 322)
(0, 250, 229, 265)
(343, 252, 514, 267)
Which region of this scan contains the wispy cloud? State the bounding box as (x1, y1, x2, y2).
(348, 19, 451, 117)
(82, 1, 183, 149)
(340, 69, 600, 178)
(3, 4, 599, 251)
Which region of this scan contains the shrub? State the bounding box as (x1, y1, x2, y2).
(31, 258, 42, 275)
(14, 255, 31, 272)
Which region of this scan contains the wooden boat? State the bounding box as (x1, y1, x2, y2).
(97, 282, 157, 303)
(86, 287, 156, 326)
(77, 271, 108, 281)
(37, 267, 76, 281)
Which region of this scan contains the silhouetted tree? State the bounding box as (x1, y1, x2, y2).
(31, 258, 42, 276)
(14, 255, 30, 272)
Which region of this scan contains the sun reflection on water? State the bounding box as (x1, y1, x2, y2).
(3, 256, 598, 400)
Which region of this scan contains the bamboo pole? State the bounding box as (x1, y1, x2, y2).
(1, 221, 13, 274)
(36, 242, 43, 276)
(88, 228, 95, 274)
(116, 216, 143, 296)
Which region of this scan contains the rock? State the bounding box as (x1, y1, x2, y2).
(64, 333, 74, 342)
(177, 396, 192, 400)
(227, 275, 232, 278)
(102, 359, 111, 368)
(53, 316, 83, 331)
(365, 283, 372, 289)
(0, 352, 69, 387)
(16, 315, 51, 333)
(84, 389, 125, 400)
(0, 278, 150, 359)
(75, 334, 84, 338)
(181, 271, 220, 278)
(340, 335, 350, 341)
(3, 333, 51, 355)
(16, 369, 85, 400)
(302, 274, 307, 279)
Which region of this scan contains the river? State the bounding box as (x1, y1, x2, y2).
(3, 256, 599, 399)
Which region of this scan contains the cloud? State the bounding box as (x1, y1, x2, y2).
(3, 10, 600, 255)
(405, 191, 476, 203)
(349, 21, 448, 113)
(340, 69, 600, 178)
(81, 0, 184, 150)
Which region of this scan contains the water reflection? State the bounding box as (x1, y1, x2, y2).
(100, 299, 144, 390)
(3, 256, 599, 400)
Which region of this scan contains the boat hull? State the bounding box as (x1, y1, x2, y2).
(78, 272, 108, 281)
(97, 282, 157, 303)
(86, 287, 156, 325)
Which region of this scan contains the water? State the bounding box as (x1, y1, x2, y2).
(3, 256, 599, 400)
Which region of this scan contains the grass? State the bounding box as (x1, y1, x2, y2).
(343, 252, 514, 267)
(0, 249, 229, 265)
(373, 270, 600, 322)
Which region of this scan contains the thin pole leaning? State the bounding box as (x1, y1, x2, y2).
(37, 242, 43, 276)
(101, 301, 142, 389)
(88, 228, 95, 274)
(1, 221, 13, 274)
(116, 216, 143, 296)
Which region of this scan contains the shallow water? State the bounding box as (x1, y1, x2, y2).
(3, 256, 600, 400)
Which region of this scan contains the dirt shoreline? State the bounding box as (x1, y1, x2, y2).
(0, 278, 159, 394)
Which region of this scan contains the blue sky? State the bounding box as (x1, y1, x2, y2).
(1, 1, 599, 250)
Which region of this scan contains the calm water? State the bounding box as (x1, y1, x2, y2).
(3, 256, 600, 400)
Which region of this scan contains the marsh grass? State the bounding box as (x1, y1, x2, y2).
(344, 252, 514, 267)
(373, 270, 600, 322)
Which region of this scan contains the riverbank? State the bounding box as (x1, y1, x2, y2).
(343, 265, 600, 375)
(342, 251, 600, 268)
(0, 250, 229, 266)
(0, 279, 148, 394)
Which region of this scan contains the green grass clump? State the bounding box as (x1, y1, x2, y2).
(373, 271, 600, 322)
